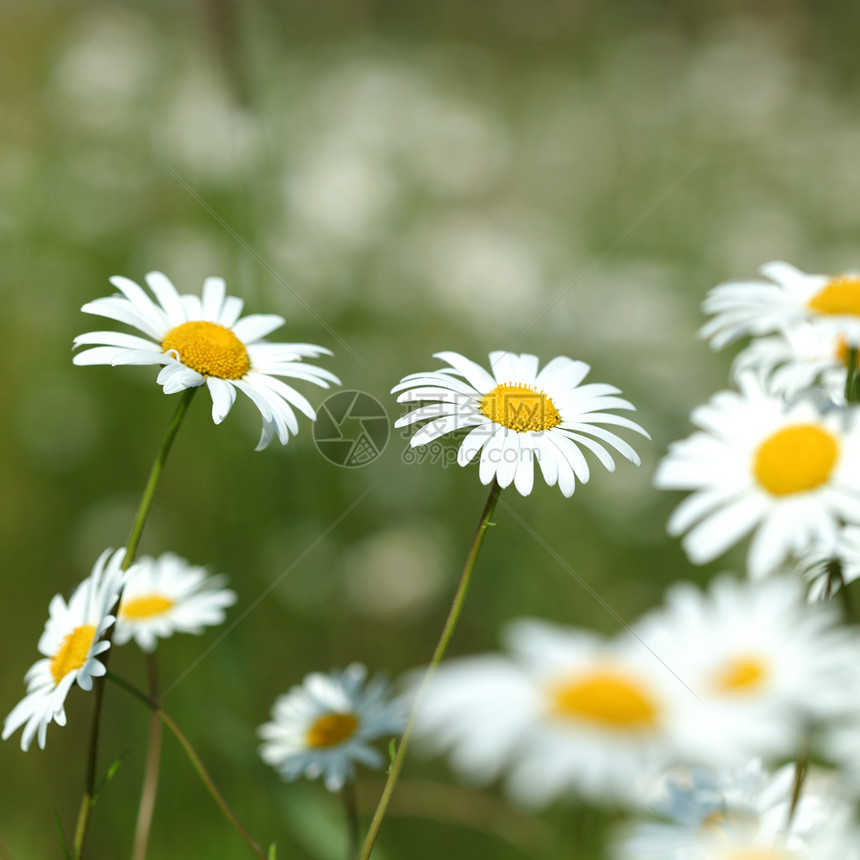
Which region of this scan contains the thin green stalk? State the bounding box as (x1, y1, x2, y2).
(106, 672, 267, 859)
(825, 559, 854, 622)
(132, 654, 163, 860)
(786, 731, 811, 829)
(358, 480, 503, 860)
(124, 388, 197, 567)
(73, 388, 196, 859)
(847, 347, 859, 404)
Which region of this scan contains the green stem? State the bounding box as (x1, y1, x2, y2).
(132, 654, 163, 860)
(846, 346, 859, 404)
(106, 672, 267, 859)
(124, 388, 197, 568)
(786, 731, 811, 829)
(73, 388, 196, 859)
(358, 480, 503, 860)
(826, 559, 853, 622)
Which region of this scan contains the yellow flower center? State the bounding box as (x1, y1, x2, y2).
(807, 275, 860, 317)
(752, 424, 839, 496)
(306, 713, 359, 748)
(712, 656, 768, 694)
(50, 624, 97, 684)
(161, 321, 250, 379)
(120, 594, 175, 620)
(548, 669, 659, 731)
(480, 383, 561, 432)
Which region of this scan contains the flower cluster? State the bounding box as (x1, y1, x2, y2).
(657, 262, 860, 583)
(12, 261, 860, 860)
(414, 577, 860, 811)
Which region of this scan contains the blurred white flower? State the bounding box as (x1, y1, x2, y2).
(415, 618, 691, 807)
(115, 552, 236, 653)
(158, 71, 262, 180)
(655, 372, 860, 577)
(406, 217, 544, 326)
(53, 8, 156, 129)
(634, 576, 858, 764)
(343, 525, 448, 620)
(258, 664, 405, 792)
(284, 145, 398, 246)
(2, 549, 128, 751)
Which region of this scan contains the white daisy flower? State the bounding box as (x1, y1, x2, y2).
(258, 663, 405, 792)
(615, 761, 851, 860)
(113, 552, 237, 653)
(415, 618, 690, 808)
(654, 371, 860, 578)
(73, 272, 340, 449)
(732, 323, 847, 402)
(2, 548, 129, 751)
(700, 261, 860, 350)
(392, 351, 649, 496)
(633, 576, 858, 764)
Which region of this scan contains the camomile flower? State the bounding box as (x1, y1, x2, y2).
(258, 663, 405, 792)
(415, 618, 691, 807)
(800, 525, 860, 602)
(633, 576, 858, 764)
(700, 261, 860, 350)
(731, 323, 847, 403)
(73, 272, 340, 449)
(2, 548, 128, 751)
(615, 760, 851, 860)
(392, 351, 649, 496)
(654, 371, 860, 578)
(113, 552, 237, 653)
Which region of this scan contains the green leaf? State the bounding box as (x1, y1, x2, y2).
(52, 807, 71, 860)
(92, 749, 129, 806)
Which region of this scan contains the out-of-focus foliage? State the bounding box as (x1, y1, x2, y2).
(2, 1, 860, 857)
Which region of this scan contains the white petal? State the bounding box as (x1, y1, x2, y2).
(432, 351, 496, 392)
(232, 314, 285, 343)
(207, 378, 238, 424)
(145, 272, 186, 324)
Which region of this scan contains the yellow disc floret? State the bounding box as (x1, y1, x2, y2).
(50, 624, 97, 685)
(161, 321, 251, 379)
(480, 383, 561, 433)
(712, 655, 768, 694)
(808, 275, 860, 317)
(306, 713, 359, 748)
(120, 594, 174, 620)
(752, 424, 839, 496)
(548, 669, 659, 731)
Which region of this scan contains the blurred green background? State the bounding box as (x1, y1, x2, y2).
(3, 1, 860, 857)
